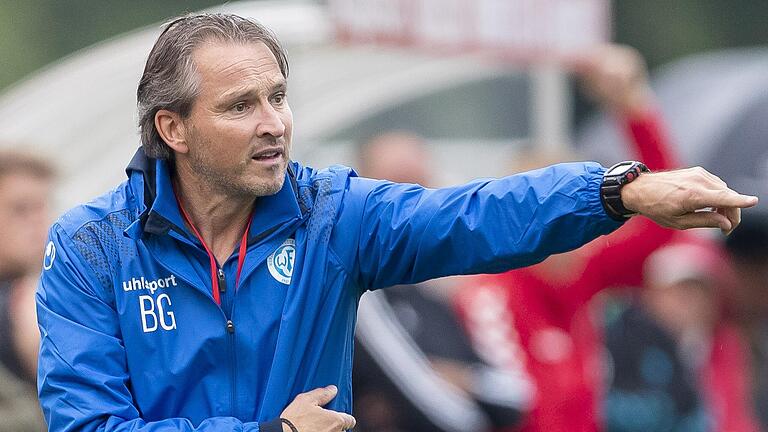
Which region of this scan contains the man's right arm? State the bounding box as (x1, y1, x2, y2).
(37, 225, 355, 432)
(37, 225, 265, 431)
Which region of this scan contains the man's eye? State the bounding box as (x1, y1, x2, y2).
(232, 102, 248, 112)
(272, 93, 286, 105)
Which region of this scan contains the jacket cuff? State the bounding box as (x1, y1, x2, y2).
(260, 418, 284, 432)
(586, 164, 626, 230)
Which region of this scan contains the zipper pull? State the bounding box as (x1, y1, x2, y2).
(217, 268, 227, 293)
(226, 320, 235, 334)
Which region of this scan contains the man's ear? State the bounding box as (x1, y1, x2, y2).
(155, 109, 189, 154)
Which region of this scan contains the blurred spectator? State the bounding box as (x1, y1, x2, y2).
(357, 132, 432, 186)
(353, 133, 531, 432)
(0, 149, 53, 431)
(454, 45, 690, 432)
(724, 209, 768, 429)
(0, 150, 53, 280)
(604, 240, 760, 432)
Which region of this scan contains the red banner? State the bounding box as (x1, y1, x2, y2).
(329, 0, 610, 62)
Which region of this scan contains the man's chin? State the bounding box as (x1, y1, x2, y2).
(247, 171, 286, 197)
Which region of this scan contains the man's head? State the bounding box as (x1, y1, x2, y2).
(0, 150, 54, 279)
(357, 132, 432, 186)
(137, 14, 292, 197)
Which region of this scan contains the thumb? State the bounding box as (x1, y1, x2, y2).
(303, 385, 338, 406)
(676, 210, 731, 231)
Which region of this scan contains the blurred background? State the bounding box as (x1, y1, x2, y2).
(3, 0, 768, 91)
(1, 0, 767, 206)
(0, 1, 767, 431)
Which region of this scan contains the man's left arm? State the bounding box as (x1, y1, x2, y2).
(340, 162, 757, 291)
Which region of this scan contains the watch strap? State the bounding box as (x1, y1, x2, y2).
(600, 161, 650, 221)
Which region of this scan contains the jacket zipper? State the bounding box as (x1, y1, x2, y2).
(152, 219, 255, 419)
(217, 268, 227, 294)
(147, 252, 237, 413)
(226, 318, 236, 417)
(219, 269, 238, 418)
(217, 268, 229, 314)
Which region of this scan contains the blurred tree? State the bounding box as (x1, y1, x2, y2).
(1, 0, 767, 91)
(0, 0, 227, 90)
(614, 0, 768, 68)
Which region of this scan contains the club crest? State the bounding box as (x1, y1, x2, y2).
(267, 238, 295, 284)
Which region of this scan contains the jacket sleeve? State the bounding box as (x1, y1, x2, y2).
(339, 162, 623, 290)
(36, 224, 271, 432)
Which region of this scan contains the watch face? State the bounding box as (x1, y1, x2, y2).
(606, 163, 634, 177)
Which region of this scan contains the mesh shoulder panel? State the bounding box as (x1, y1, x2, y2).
(304, 177, 337, 244)
(70, 209, 136, 300)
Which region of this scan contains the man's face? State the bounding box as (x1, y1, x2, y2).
(0, 172, 51, 278)
(181, 41, 293, 197)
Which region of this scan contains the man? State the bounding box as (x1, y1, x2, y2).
(36, 14, 757, 432)
(0, 149, 52, 432)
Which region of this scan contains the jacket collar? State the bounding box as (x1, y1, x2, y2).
(124, 148, 303, 242)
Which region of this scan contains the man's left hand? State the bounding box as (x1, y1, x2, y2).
(620, 166, 759, 235)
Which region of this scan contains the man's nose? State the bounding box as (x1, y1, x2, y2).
(255, 103, 285, 138)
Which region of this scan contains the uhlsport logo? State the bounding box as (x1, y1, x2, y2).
(123, 275, 179, 333)
(122, 275, 178, 294)
(267, 238, 295, 284)
(43, 241, 56, 270)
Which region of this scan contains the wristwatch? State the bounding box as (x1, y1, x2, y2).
(600, 161, 650, 221)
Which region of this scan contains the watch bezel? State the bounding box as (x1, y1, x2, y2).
(600, 161, 650, 221)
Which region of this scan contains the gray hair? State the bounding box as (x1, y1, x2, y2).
(137, 13, 289, 160)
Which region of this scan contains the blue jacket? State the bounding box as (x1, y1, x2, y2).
(37, 149, 621, 431)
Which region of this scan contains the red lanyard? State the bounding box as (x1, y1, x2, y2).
(175, 195, 252, 305)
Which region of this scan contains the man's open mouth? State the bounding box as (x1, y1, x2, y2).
(253, 149, 283, 161)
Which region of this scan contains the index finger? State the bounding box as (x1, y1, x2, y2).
(693, 189, 758, 210)
(300, 385, 338, 406)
